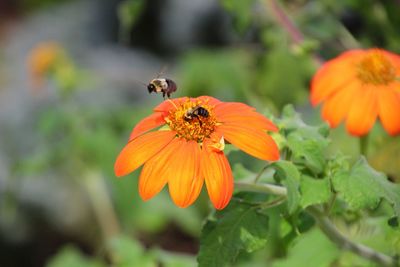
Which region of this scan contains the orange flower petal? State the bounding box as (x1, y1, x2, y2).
(345, 86, 378, 136)
(114, 130, 176, 177)
(215, 102, 278, 132)
(388, 54, 400, 80)
(311, 50, 363, 106)
(382, 50, 400, 71)
(214, 102, 255, 113)
(201, 141, 233, 210)
(138, 138, 182, 200)
(129, 112, 166, 141)
(378, 87, 400, 136)
(217, 125, 280, 161)
(195, 95, 222, 106)
(167, 140, 204, 208)
(154, 97, 189, 112)
(321, 80, 360, 127)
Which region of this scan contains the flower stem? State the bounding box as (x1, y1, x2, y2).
(264, 0, 324, 66)
(254, 165, 270, 183)
(234, 181, 398, 267)
(359, 133, 369, 157)
(83, 171, 120, 246)
(234, 181, 287, 196)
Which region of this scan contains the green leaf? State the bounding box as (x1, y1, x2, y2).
(109, 236, 157, 267)
(45, 246, 106, 267)
(287, 133, 328, 174)
(279, 106, 330, 138)
(332, 157, 400, 217)
(276, 105, 330, 174)
(273, 161, 301, 214)
(271, 228, 339, 267)
(232, 163, 255, 180)
(197, 197, 269, 267)
(224, 144, 240, 156)
(300, 175, 332, 208)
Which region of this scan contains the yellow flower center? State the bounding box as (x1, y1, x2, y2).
(357, 49, 396, 85)
(166, 99, 217, 142)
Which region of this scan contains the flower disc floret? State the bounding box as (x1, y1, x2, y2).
(165, 99, 217, 142)
(357, 49, 396, 85)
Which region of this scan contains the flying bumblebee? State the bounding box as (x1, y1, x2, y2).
(147, 78, 177, 98)
(184, 105, 209, 126)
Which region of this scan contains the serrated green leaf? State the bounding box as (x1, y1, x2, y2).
(276, 105, 330, 174)
(197, 198, 269, 267)
(45, 246, 106, 267)
(300, 175, 332, 208)
(279, 105, 329, 138)
(287, 133, 328, 174)
(332, 157, 400, 217)
(273, 161, 301, 214)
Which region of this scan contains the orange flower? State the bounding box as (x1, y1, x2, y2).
(114, 96, 280, 209)
(311, 48, 400, 136)
(27, 42, 61, 88)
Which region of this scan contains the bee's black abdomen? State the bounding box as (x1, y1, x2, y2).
(166, 79, 177, 93)
(195, 107, 209, 117)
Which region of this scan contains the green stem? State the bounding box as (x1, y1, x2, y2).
(258, 196, 286, 209)
(254, 165, 269, 183)
(265, 0, 324, 66)
(235, 182, 287, 196)
(83, 171, 121, 247)
(234, 181, 398, 267)
(359, 133, 369, 157)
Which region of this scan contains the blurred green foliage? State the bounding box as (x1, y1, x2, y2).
(220, 0, 258, 34)
(46, 246, 106, 267)
(118, 0, 146, 42)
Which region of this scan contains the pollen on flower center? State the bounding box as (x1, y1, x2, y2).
(165, 100, 217, 142)
(357, 49, 396, 85)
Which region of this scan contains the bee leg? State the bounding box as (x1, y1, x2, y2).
(162, 91, 166, 98)
(192, 115, 202, 127)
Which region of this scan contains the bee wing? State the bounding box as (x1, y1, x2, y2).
(156, 65, 169, 78)
(132, 78, 148, 87)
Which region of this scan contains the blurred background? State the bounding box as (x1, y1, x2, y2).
(0, 0, 400, 266)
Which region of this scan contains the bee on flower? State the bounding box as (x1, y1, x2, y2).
(311, 48, 400, 136)
(114, 96, 280, 209)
